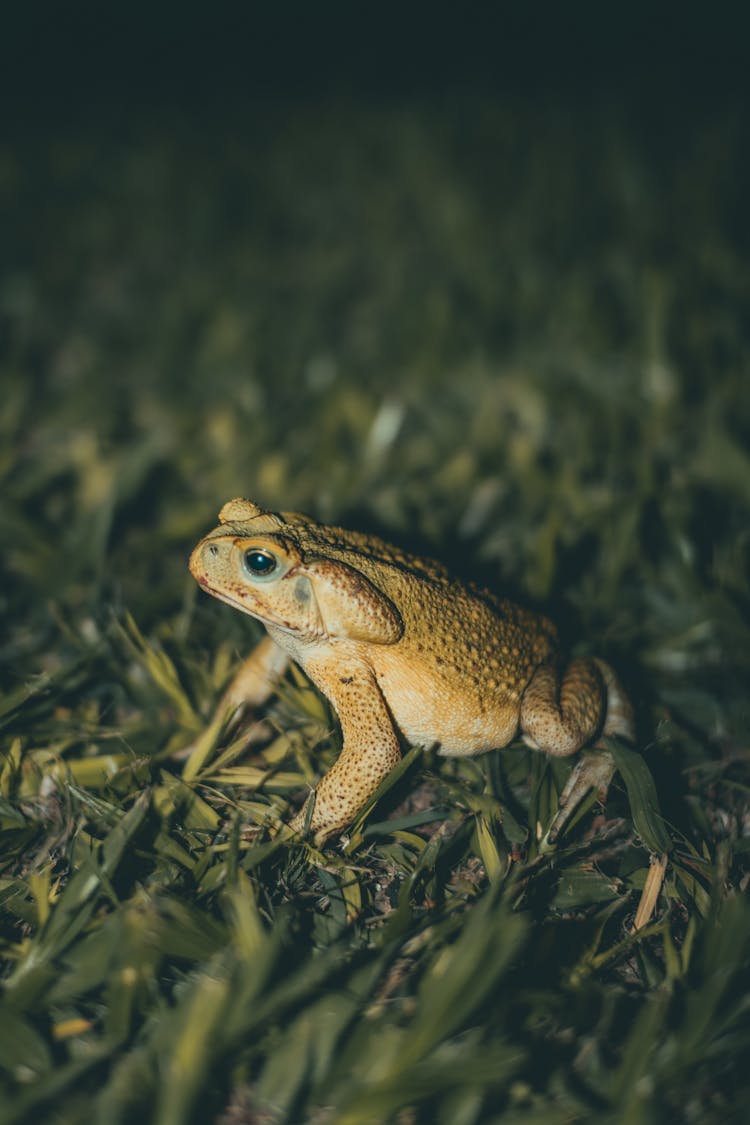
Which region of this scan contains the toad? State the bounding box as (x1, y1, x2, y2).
(189, 499, 634, 845)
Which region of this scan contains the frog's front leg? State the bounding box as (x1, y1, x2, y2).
(289, 662, 402, 844)
(520, 657, 634, 843)
(216, 634, 291, 725)
(179, 635, 289, 767)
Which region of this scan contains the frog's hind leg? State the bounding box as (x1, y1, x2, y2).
(520, 657, 634, 844)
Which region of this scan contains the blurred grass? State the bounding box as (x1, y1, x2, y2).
(1, 95, 749, 1123)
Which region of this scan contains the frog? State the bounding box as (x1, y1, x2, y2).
(189, 498, 635, 846)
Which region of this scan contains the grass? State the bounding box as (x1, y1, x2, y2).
(1, 94, 749, 1123)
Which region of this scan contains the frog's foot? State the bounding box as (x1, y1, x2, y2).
(541, 747, 615, 849)
(288, 801, 338, 848)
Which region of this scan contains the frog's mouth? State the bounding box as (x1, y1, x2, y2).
(192, 574, 315, 637)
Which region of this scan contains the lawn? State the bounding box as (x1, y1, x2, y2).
(1, 90, 749, 1124)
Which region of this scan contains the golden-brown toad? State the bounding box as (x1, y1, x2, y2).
(189, 498, 634, 845)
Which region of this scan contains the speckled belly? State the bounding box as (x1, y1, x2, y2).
(374, 654, 521, 757)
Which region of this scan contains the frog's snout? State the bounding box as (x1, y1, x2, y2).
(189, 540, 216, 585)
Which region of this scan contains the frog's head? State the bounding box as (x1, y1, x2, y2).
(189, 498, 402, 645)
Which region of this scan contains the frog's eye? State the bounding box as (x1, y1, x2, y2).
(242, 548, 278, 579)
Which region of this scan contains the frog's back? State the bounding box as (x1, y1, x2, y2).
(284, 510, 558, 666)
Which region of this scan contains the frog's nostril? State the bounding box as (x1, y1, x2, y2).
(208, 544, 220, 558)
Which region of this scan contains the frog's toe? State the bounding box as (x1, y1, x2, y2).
(543, 747, 616, 846)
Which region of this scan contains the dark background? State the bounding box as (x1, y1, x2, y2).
(4, 3, 749, 121)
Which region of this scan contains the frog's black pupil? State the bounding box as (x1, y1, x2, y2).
(245, 550, 276, 575)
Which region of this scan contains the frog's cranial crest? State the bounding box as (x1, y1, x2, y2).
(217, 498, 285, 536)
(218, 498, 263, 524)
